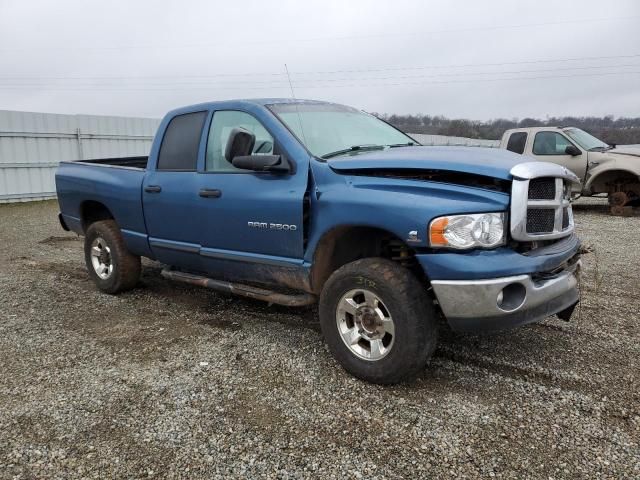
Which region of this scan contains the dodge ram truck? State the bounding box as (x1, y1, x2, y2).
(501, 126, 640, 214)
(56, 99, 582, 384)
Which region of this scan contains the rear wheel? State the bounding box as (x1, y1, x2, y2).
(319, 258, 438, 384)
(84, 220, 141, 294)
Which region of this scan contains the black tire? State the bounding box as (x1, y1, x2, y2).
(84, 220, 141, 294)
(319, 258, 438, 384)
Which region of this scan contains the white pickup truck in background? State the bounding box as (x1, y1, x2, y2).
(500, 126, 640, 214)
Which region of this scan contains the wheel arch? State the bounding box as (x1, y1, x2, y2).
(586, 168, 640, 194)
(308, 225, 425, 295)
(79, 200, 116, 232)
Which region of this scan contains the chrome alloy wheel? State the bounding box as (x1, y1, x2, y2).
(90, 237, 114, 280)
(336, 289, 395, 361)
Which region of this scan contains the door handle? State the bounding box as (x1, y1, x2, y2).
(144, 185, 162, 193)
(199, 189, 222, 198)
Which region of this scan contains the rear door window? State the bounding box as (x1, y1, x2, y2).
(506, 132, 527, 154)
(157, 111, 207, 170)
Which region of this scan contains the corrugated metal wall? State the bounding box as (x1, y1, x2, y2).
(0, 110, 160, 203)
(409, 133, 500, 148)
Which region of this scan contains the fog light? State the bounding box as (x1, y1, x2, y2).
(497, 283, 526, 311)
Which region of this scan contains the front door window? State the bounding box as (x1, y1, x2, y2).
(205, 110, 274, 172)
(532, 132, 574, 156)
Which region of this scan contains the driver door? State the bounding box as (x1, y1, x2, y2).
(532, 131, 587, 186)
(197, 109, 308, 286)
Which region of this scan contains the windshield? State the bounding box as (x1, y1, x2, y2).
(564, 128, 609, 151)
(268, 103, 416, 158)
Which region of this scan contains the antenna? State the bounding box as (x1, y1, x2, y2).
(284, 63, 297, 99)
(284, 63, 307, 145)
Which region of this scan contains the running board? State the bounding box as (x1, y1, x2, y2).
(160, 269, 317, 307)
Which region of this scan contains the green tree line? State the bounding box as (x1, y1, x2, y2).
(375, 113, 640, 145)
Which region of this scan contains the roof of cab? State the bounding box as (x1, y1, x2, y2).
(503, 126, 570, 135)
(245, 98, 335, 106)
(163, 98, 342, 118)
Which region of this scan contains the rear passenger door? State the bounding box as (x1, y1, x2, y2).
(143, 111, 207, 271)
(531, 131, 587, 184)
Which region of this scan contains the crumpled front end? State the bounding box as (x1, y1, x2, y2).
(421, 162, 582, 332)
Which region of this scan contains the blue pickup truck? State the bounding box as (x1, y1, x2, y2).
(56, 99, 581, 383)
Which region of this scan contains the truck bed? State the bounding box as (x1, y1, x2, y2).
(56, 157, 149, 247)
(78, 156, 148, 169)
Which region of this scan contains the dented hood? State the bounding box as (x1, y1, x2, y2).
(327, 146, 523, 181)
(608, 145, 640, 157)
(587, 146, 640, 167)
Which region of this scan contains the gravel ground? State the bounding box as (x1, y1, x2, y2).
(0, 198, 638, 479)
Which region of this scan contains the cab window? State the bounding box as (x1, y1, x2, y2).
(532, 131, 574, 156)
(506, 132, 527, 154)
(157, 111, 207, 171)
(205, 111, 274, 172)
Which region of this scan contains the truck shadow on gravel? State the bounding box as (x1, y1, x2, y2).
(139, 265, 320, 332)
(139, 264, 586, 391)
(37, 258, 584, 390)
(429, 324, 587, 392)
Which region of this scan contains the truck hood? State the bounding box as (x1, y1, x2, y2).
(327, 146, 523, 181)
(588, 146, 640, 166)
(608, 145, 640, 158)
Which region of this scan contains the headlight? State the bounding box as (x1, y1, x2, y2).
(429, 212, 506, 249)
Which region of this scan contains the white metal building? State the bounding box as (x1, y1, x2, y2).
(0, 110, 160, 203)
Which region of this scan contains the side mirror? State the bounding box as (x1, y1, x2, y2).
(565, 145, 581, 156)
(232, 154, 290, 173)
(225, 127, 256, 162)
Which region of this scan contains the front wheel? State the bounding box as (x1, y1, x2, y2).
(84, 220, 141, 294)
(319, 258, 438, 384)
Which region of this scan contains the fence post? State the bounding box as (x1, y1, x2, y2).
(76, 127, 84, 160)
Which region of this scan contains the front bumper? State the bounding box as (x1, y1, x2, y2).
(430, 258, 580, 332)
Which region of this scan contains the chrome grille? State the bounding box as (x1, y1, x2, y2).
(526, 208, 555, 233)
(510, 162, 578, 242)
(562, 207, 570, 229)
(528, 177, 556, 200)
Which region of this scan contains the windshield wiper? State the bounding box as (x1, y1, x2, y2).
(321, 145, 385, 159)
(321, 142, 416, 159)
(388, 142, 416, 148)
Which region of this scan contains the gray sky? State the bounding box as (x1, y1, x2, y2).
(0, 0, 639, 120)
